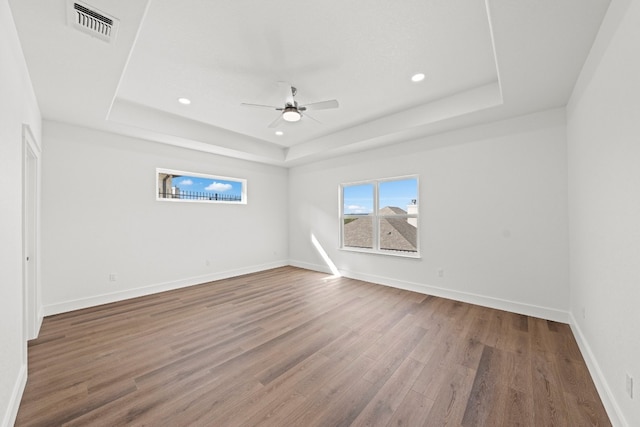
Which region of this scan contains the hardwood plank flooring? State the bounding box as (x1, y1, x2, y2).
(16, 266, 610, 426)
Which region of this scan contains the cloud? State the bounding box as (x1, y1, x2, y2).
(206, 182, 233, 192)
(346, 204, 370, 213)
(178, 179, 193, 186)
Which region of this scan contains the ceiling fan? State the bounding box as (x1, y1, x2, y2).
(241, 82, 339, 128)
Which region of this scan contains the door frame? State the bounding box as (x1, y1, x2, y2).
(22, 124, 41, 344)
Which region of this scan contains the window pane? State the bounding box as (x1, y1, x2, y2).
(340, 176, 419, 257)
(343, 217, 373, 249)
(343, 184, 374, 215)
(157, 169, 245, 203)
(378, 178, 418, 253)
(378, 178, 418, 215)
(379, 217, 418, 253)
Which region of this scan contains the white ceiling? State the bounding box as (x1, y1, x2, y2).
(9, 0, 611, 166)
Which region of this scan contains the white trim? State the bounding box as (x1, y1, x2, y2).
(289, 259, 334, 275)
(483, 0, 504, 102)
(289, 259, 568, 323)
(43, 260, 288, 316)
(569, 313, 627, 427)
(37, 306, 44, 332)
(22, 124, 42, 340)
(1, 363, 27, 427)
(343, 269, 568, 322)
(22, 123, 41, 153)
(339, 246, 421, 259)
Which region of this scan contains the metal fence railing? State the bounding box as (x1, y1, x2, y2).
(158, 190, 241, 202)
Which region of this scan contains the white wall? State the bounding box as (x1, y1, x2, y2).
(41, 121, 289, 314)
(567, 0, 640, 425)
(7, 3, 635, 426)
(289, 109, 569, 321)
(0, 1, 42, 426)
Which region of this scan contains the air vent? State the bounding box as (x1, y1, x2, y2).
(67, 1, 119, 43)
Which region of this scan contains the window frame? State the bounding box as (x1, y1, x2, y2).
(156, 168, 247, 204)
(339, 175, 420, 258)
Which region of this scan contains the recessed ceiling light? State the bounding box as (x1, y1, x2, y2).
(411, 73, 425, 82)
(178, 97, 191, 105)
(275, 131, 284, 136)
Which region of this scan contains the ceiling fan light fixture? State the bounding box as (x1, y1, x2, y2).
(282, 107, 301, 122)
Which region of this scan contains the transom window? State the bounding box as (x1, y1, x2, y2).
(340, 176, 419, 257)
(156, 168, 246, 204)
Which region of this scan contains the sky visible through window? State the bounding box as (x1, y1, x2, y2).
(343, 178, 417, 214)
(173, 175, 242, 198)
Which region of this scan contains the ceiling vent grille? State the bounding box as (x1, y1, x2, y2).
(67, 1, 119, 43)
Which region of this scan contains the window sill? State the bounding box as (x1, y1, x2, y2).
(339, 246, 421, 259)
(156, 197, 246, 205)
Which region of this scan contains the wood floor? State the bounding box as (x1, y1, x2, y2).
(16, 266, 610, 426)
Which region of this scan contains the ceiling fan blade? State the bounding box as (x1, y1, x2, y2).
(302, 112, 322, 124)
(241, 103, 279, 110)
(267, 114, 284, 128)
(300, 99, 339, 111)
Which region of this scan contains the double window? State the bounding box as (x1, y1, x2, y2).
(340, 176, 419, 257)
(156, 168, 247, 204)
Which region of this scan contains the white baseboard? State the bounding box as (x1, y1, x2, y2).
(44, 257, 569, 322)
(569, 313, 627, 427)
(288, 259, 334, 275)
(2, 363, 27, 427)
(43, 260, 288, 316)
(289, 259, 569, 323)
(35, 307, 44, 339)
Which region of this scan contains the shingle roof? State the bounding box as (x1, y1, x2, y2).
(379, 206, 407, 215)
(344, 206, 417, 252)
(343, 217, 373, 248)
(379, 217, 417, 251)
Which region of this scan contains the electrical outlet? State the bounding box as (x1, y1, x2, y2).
(205, 259, 211, 267)
(626, 373, 634, 399)
(582, 307, 586, 319)
(109, 273, 118, 282)
(437, 269, 444, 278)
